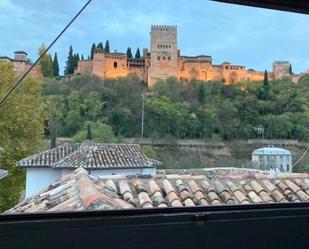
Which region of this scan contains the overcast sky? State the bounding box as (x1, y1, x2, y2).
(0, 0, 308, 75)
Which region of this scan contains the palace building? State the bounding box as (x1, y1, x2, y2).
(0, 51, 42, 78)
(76, 25, 296, 87)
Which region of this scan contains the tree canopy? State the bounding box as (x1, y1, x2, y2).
(42, 75, 309, 142)
(0, 62, 45, 211)
(38, 43, 53, 77)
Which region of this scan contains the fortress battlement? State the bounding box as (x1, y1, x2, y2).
(247, 70, 265, 75)
(76, 24, 293, 85)
(151, 25, 177, 30)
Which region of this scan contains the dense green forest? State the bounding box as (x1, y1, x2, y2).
(43, 74, 309, 142)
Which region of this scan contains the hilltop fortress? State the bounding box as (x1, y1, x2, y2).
(76, 25, 302, 87)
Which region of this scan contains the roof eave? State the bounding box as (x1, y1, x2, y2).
(211, 0, 309, 15)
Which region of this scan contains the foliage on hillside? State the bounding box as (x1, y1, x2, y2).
(0, 62, 45, 211)
(42, 75, 309, 142)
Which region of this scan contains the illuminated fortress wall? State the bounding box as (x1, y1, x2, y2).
(76, 25, 293, 86)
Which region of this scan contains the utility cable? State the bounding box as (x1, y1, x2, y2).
(292, 145, 309, 168)
(0, 0, 93, 107)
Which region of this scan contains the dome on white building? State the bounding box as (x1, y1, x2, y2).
(252, 146, 292, 156)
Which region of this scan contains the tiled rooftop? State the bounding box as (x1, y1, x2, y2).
(5, 168, 309, 214)
(0, 169, 8, 180)
(17, 142, 161, 169)
(158, 167, 265, 179)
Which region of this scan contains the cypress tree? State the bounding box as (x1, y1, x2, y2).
(90, 43, 96, 59)
(52, 52, 59, 76)
(73, 53, 79, 70)
(126, 47, 133, 58)
(263, 70, 269, 89)
(50, 134, 56, 149)
(86, 124, 92, 140)
(97, 42, 104, 50)
(135, 48, 141, 59)
(289, 64, 293, 75)
(81, 54, 84, 60)
(104, 40, 110, 53)
(198, 83, 205, 105)
(263, 70, 269, 99)
(64, 46, 74, 75)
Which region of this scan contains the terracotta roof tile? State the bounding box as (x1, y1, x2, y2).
(250, 181, 265, 194)
(219, 191, 234, 204)
(303, 179, 309, 190)
(284, 180, 301, 193)
(133, 180, 147, 194)
(105, 179, 118, 193)
(148, 180, 161, 195)
(119, 180, 132, 195)
(262, 180, 277, 192)
(207, 191, 221, 203)
(201, 180, 210, 190)
(284, 189, 299, 202)
(272, 190, 286, 202)
(176, 179, 188, 192)
(247, 191, 262, 203)
(166, 191, 181, 205)
(152, 191, 167, 207)
(162, 179, 176, 195)
(179, 189, 192, 201)
(275, 181, 289, 192)
(194, 191, 208, 205)
(234, 190, 248, 204)
(259, 191, 273, 203)
(296, 190, 309, 202)
(183, 198, 195, 207)
(138, 192, 153, 208)
(5, 168, 309, 214)
(188, 180, 203, 195)
(214, 181, 229, 194)
(227, 181, 240, 193)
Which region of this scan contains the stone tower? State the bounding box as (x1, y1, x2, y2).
(272, 61, 290, 80)
(148, 25, 178, 87)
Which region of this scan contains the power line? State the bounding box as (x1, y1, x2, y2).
(0, 0, 93, 107)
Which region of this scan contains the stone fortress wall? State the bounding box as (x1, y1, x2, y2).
(76, 25, 307, 86)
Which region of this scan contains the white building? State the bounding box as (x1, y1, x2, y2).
(17, 141, 160, 198)
(252, 146, 292, 172)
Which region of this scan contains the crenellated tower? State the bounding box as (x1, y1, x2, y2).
(148, 25, 178, 87)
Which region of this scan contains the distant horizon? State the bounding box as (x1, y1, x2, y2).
(0, 0, 308, 75)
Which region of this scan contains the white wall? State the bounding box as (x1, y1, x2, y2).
(26, 168, 61, 198)
(252, 155, 292, 172)
(25, 167, 157, 198)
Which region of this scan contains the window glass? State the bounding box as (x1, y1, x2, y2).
(0, 0, 308, 216)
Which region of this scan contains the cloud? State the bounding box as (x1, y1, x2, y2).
(0, 0, 308, 74)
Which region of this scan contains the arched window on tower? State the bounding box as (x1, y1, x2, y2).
(114, 62, 118, 68)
